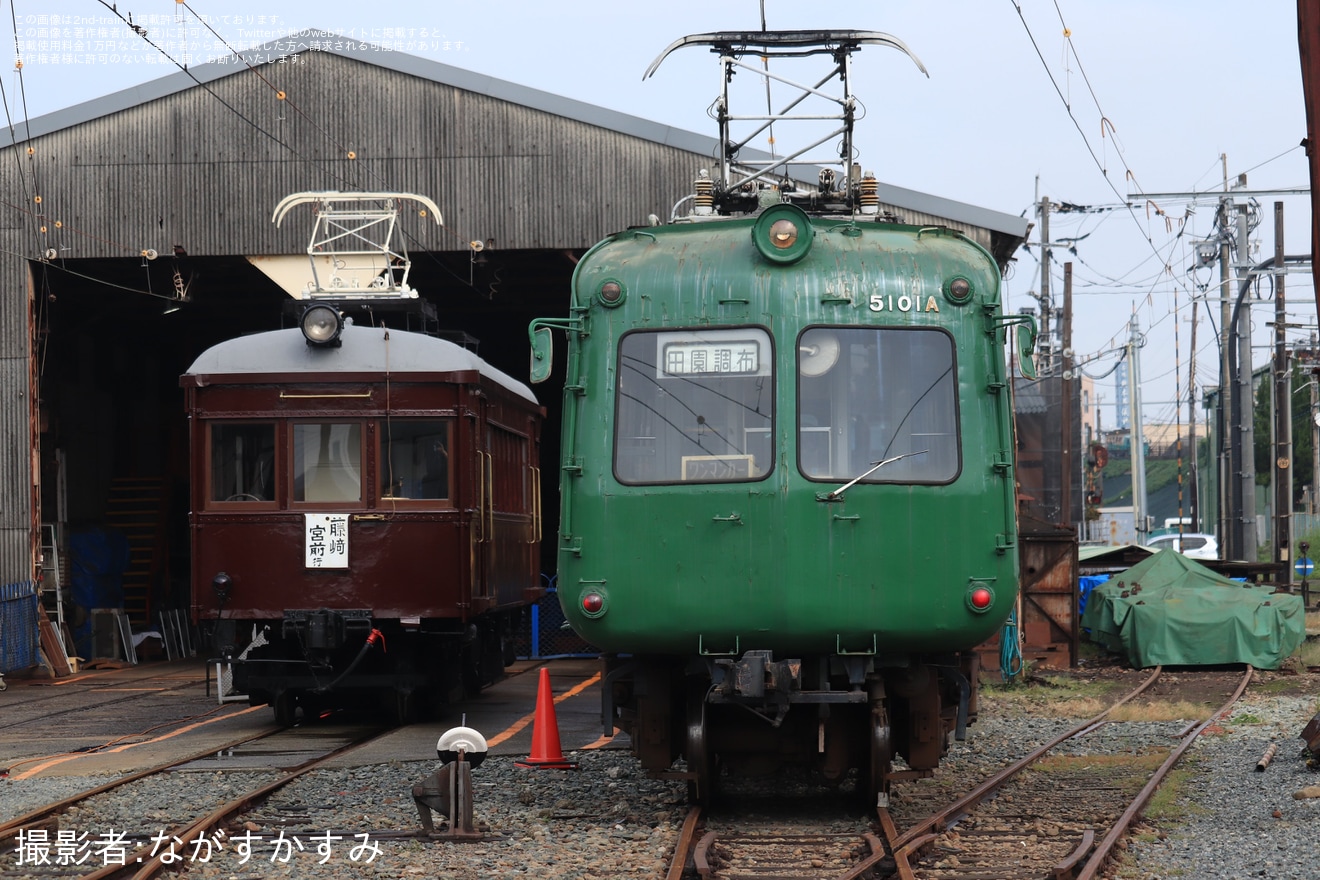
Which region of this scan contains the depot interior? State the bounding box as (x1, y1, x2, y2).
(35, 249, 573, 629)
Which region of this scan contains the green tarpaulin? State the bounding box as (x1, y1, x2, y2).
(1080, 549, 1305, 669)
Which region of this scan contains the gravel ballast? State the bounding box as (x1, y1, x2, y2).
(4, 682, 1319, 879)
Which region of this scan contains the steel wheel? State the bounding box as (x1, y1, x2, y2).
(868, 702, 893, 808)
(273, 691, 297, 727)
(685, 686, 715, 804)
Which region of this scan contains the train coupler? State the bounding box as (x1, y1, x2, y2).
(282, 608, 371, 651)
(715, 650, 801, 700)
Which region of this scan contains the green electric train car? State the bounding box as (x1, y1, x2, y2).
(529, 30, 1035, 804)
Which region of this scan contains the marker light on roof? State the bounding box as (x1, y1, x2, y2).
(752, 203, 813, 264)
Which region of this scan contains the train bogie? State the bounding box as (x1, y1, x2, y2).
(184, 320, 544, 723)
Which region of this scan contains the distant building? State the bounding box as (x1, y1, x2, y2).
(1102, 424, 1192, 458)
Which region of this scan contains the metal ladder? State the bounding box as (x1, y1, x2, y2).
(40, 523, 67, 654)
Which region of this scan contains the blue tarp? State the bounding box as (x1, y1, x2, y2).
(1078, 574, 1111, 616)
(69, 528, 130, 658)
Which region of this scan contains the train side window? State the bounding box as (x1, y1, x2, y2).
(379, 420, 452, 501)
(797, 327, 960, 484)
(489, 424, 530, 508)
(209, 422, 276, 503)
(293, 423, 363, 503)
(614, 328, 773, 485)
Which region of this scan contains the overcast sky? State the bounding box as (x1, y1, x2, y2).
(5, 1, 1314, 429)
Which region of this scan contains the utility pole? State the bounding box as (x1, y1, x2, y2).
(1272, 202, 1292, 580)
(1313, 332, 1319, 515)
(1039, 196, 1052, 376)
(1129, 313, 1148, 542)
(1218, 156, 1233, 553)
(1062, 262, 1074, 529)
(1188, 300, 1199, 529)
(1235, 182, 1258, 561)
(1131, 177, 1309, 557)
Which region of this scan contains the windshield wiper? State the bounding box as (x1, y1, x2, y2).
(822, 450, 928, 501)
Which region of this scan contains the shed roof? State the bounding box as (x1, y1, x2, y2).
(3, 30, 1029, 244)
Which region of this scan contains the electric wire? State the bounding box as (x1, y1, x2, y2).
(999, 610, 1023, 681)
(179, 1, 368, 191)
(2, 0, 44, 253)
(93, 0, 360, 191)
(0, 246, 177, 299)
(10, 4, 488, 307)
(173, 1, 495, 262)
(1009, 0, 1219, 395)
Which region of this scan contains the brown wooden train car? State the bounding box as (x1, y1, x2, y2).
(181, 313, 544, 724)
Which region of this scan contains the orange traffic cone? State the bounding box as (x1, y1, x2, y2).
(515, 667, 578, 770)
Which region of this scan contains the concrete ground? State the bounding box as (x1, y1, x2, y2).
(0, 656, 619, 780)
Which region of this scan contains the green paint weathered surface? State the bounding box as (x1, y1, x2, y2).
(549, 215, 1019, 659)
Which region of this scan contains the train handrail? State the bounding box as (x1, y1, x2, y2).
(531, 465, 542, 544)
(480, 453, 491, 543)
(485, 452, 494, 539)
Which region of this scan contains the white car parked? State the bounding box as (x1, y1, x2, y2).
(1144, 532, 1218, 560)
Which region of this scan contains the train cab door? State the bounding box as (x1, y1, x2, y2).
(469, 396, 495, 616)
(471, 393, 539, 614)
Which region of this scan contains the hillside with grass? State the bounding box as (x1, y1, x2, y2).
(1098, 455, 1200, 528)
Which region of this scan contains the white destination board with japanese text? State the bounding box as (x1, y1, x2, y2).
(305, 513, 349, 568)
(655, 330, 771, 378)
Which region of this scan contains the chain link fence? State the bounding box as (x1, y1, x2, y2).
(0, 581, 40, 675)
(515, 576, 597, 660)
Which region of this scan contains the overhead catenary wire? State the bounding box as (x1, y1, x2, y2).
(1009, 0, 1191, 263)
(93, 0, 362, 192)
(3, 0, 46, 255)
(1007, 0, 1243, 417)
(178, 1, 369, 191)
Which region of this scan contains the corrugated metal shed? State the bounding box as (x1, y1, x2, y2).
(0, 30, 1030, 646)
(0, 31, 1028, 258)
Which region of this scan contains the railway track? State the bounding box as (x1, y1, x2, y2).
(663, 667, 1255, 880)
(1, 722, 394, 880)
(666, 797, 889, 880)
(881, 666, 1254, 880)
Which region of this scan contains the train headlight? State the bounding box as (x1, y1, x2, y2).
(300, 303, 344, 347)
(579, 588, 608, 618)
(770, 219, 797, 249)
(945, 276, 974, 305)
(752, 203, 813, 264)
(597, 280, 626, 308)
(966, 583, 995, 613)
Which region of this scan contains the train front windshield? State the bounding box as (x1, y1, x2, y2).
(614, 328, 773, 484)
(798, 327, 959, 484)
(612, 326, 959, 486)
